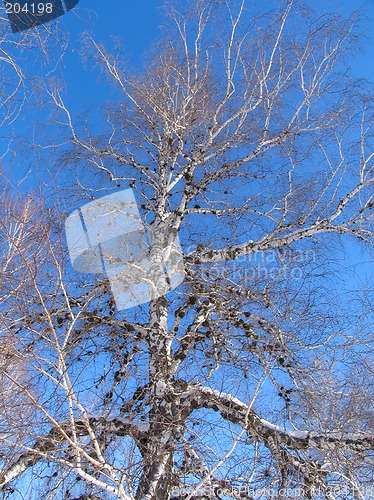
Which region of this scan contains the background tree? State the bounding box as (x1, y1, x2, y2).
(0, 1, 373, 498)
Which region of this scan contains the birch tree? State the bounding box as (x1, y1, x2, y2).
(1, 1, 374, 499)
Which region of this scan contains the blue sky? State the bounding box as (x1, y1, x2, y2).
(0, 4, 372, 495)
(58, 0, 374, 271)
(1, 0, 373, 288)
(25, 0, 374, 117)
(3, 0, 374, 152)
(58, 1, 164, 109)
